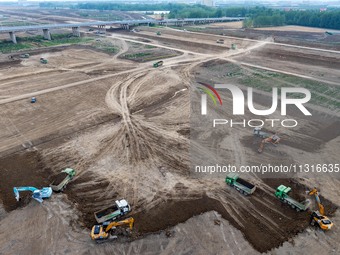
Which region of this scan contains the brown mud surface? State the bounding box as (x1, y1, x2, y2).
(50, 172, 68, 185)
(0, 151, 50, 211)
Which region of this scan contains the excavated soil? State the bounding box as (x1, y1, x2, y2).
(0, 151, 50, 211)
(131, 192, 313, 253)
(0, 23, 339, 255)
(50, 172, 68, 185)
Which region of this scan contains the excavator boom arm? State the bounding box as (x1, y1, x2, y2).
(105, 217, 134, 232)
(309, 188, 325, 215)
(13, 187, 38, 201)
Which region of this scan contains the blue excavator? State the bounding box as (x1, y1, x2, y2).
(13, 186, 52, 203)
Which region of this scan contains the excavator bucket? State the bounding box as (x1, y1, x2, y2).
(13, 187, 20, 201)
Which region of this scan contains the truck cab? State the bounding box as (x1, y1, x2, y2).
(275, 185, 291, 199)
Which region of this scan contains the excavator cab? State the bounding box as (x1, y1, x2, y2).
(310, 211, 333, 230)
(91, 217, 134, 243)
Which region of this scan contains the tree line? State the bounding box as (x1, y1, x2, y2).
(39, 3, 340, 30)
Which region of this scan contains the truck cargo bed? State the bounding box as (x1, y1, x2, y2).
(237, 178, 255, 190)
(51, 172, 68, 185)
(95, 205, 118, 219)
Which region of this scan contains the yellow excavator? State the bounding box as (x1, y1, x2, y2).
(308, 188, 333, 230)
(91, 217, 134, 243)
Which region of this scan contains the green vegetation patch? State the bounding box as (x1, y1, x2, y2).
(0, 34, 93, 53)
(205, 62, 340, 110)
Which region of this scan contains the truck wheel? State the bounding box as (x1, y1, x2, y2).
(296, 208, 300, 212)
(291, 205, 295, 209)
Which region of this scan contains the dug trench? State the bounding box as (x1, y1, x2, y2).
(0, 150, 337, 253)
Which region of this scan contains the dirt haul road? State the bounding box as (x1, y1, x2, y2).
(0, 26, 339, 255)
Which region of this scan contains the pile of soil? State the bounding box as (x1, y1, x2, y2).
(0, 151, 50, 211)
(50, 172, 68, 185)
(131, 193, 310, 253)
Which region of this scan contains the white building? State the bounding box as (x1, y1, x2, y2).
(201, 0, 214, 7)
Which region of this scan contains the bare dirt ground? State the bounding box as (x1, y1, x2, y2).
(193, 21, 243, 29)
(255, 25, 340, 33)
(0, 14, 339, 255)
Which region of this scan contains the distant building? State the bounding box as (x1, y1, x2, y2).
(201, 0, 214, 7)
(320, 8, 327, 12)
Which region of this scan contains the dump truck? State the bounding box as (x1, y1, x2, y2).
(153, 60, 163, 68)
(253, 127, 271, 138)
(94, 199, 131, 224)
(275, 185, 311, 212)
(216, 39, 224, 44)
(225, 173, 256, 195)
(19, 53, 30, 58)
(50, 168, 76, 192)
(40, 58, 48, 64)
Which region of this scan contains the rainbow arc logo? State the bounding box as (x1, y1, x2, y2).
(197, 82, 222, 115)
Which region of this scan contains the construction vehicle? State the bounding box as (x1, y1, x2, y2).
(13, 186, 52, 203)
(253, 127, 271, 139)
(225, 173, 256, 195)
(19, 53, 30, 58)
(31, 97, 36, 103)
(94, 199, 131, 223)
(153, 60, 163, 68)
(308, 188, 333, 230)
(50, 168, 76, 192)
(40, 58, 48, 64)
(156, 31, 161, 36)
(275, 185, 311, 212)
(231, 43, 237, 50)
(254, 127, 280, 153)
(216, 39, 224, 44)
(91, 217, 134, 243)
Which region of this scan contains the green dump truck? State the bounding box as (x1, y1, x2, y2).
(40, 58, 48, 64)
(50, 168, 76, 192)
(153, 60, 163, 68)
(225, 173, 256, 195)
(19, 53, 30, 58)
(275, 185, 311, 212)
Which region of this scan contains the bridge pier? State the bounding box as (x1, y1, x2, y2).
(120, 24, 130, 30)
(72, 26, 80, 37)
(9, 31, 17, 44)
(98, 25, 106, 31)
(43, 29, 51, 40)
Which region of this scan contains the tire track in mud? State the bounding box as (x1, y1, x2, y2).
(3, 33, 338, 254)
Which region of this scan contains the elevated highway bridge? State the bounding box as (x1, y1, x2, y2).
(0, 17, 245, 43)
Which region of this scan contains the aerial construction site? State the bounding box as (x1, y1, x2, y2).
(0, 4, 339, 255)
